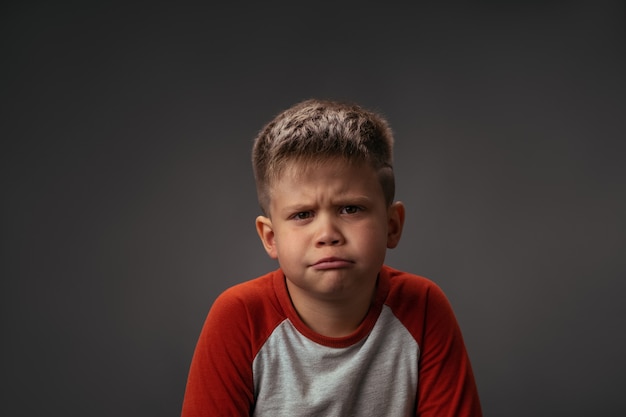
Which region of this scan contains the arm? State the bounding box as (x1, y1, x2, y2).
(416, 284, 482, 417)
(181, 291, 255, 417)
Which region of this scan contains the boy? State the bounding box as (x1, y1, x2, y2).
(181, 99, 482, 416)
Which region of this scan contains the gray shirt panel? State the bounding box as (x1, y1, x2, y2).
(252, 305, 419, 416)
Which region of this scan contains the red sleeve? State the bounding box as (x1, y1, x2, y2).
(385, 268, 482, 417)
(415, 283, 482, 417)
(181, 272, 285, 417)
(181, 289, 255, 417)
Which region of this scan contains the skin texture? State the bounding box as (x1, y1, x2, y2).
(256, 158, 405, 337)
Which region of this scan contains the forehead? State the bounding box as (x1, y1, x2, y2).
(267, 158, 385, 205)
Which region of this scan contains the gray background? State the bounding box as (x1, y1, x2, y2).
(2, 2, 625, 416)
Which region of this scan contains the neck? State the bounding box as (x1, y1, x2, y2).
(286, 280, 376, 338)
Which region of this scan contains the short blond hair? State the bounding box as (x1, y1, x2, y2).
(252, 99, 395, 215)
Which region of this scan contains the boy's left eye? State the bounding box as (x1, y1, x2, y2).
(341, 206, 361, 214)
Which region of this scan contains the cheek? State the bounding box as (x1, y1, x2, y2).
(274, 231, 300, 257)
(360, 217, 387, 237)
(360, 222, 390, 251)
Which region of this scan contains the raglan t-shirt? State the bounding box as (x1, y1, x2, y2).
(181, 265, 482, 417)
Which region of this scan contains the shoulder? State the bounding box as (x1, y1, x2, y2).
(383, 265, 447, 303)
(216, 269, 275, 302)
(381, 265, 458, 342)
(209, 269, 284, 321)
(203, 269, 287, 354)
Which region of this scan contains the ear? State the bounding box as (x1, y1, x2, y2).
(256, 215, 278, 259)
(386, 201, 405, 249)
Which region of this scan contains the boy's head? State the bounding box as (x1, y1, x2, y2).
(252, 99, 396, 216)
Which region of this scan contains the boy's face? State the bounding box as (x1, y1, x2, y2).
(256, 158, 404, 304)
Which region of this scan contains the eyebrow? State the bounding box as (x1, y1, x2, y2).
(332, 195, 373, 206)
(279, 195, 373, 213)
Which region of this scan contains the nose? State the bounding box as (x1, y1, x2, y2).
(315, 214, 344, 246)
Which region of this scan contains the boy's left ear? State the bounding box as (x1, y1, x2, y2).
(387, 201, 405, 249)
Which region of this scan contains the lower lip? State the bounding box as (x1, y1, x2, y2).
(312, 260, 353, 270)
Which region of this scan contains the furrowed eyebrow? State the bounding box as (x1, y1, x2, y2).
(280, 204, 313, 215)
(276, 195, 373, 216)
(333, 195, 372, 206)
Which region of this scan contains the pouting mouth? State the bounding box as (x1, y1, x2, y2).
(310, 257, 354, 268)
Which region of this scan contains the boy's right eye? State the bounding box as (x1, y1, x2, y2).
(292, 211, 312, 220)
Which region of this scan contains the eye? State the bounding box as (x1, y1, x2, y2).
(292, 211, 313, 220)
(341, 205, 362, 215)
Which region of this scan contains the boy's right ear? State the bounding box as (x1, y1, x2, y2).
(255, 216, 278, 259)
